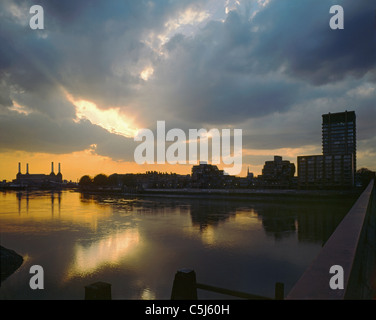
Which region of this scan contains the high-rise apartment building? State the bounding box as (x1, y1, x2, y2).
(322, 110, 356, 172)
(298, 111, 356, 188)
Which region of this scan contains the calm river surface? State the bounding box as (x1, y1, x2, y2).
(0, 190, 356, 300)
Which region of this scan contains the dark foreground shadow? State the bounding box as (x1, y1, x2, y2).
(0, 246, 23, 284)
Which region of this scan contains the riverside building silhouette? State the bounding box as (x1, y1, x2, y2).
(322, 111, 356, 173)
(260, 156, 295, 188)
(13, 162, 63, 187)
(298, 111, 356, 188)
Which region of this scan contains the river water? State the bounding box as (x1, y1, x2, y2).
(0, 190, 356, 300)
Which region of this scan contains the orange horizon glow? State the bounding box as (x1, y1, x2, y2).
(1, 147, 375, 183)
(0, 149, 265, 182)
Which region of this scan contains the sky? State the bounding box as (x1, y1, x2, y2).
(0, 0, 375, 182)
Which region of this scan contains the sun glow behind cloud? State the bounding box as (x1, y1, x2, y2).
(8, 101, 32, 115)
(65, 92, 138, 138)
(165, 7, 210, 32)
(144, 6, 211, 56)
(140, 66, 154, 81)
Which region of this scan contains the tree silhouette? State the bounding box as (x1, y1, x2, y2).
(93, 174, 109, 186)
(79, 175, 93, 186)
(108, 174, 119, 186)
(356, 168, 375, 188)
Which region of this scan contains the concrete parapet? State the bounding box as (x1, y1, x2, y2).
(286, 180, 375, 299)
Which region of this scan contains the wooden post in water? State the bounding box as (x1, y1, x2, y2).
(275, 282, 284, 300)
(85, 282, 112, 300)
(171, 269, 198, 300)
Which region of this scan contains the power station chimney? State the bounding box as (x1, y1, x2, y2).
(58, 163, 61, 174)
(26, 163, 29, 174)
(51, 162, 54, 174)
(18, 162, 21, 174)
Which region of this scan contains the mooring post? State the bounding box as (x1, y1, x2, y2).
(85, 281, 112, 300)
(171, 269, 198, 300)
(275, 282, 284, 300)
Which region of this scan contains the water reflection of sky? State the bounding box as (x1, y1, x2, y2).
(66, 229, 141, 280)
(0, 190, 355, 299)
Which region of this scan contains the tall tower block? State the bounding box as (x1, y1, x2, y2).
(322, 110, 356, 171)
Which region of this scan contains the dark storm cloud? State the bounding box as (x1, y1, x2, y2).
(144, 10, 300, 124)
(30, 0, 211, 106)
(153, 21, 301, 123)
(240, 76, 376, 151)
(0, 75, 13, 108)
(252, 0, 376, 85)
(0, 0, 374, 167)
(0, 0, 210, 156)
(144, 0, 375, 126)
(1, 0, 211, 108)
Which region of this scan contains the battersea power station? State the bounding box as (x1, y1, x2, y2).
(13, 162, 63, 187)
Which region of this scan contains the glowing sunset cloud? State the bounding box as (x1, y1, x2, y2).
(65, 91, 138, 138)
(8, 101, 32, 115)
(140, 66, 154, 81)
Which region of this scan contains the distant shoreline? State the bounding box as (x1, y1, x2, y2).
(1, 186, 363, 201)
(76, 187, 362, 202)
(129, 188, 362, 200)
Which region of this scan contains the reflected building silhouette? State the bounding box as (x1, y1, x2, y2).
(189, 200, 236, 231)
(51, 191, 61, 217)
(253, 198, 354, 243)
(76, 193, 355, 246)
(80, 192, 97, 205)
(15, 190, 61, 216)
(51, 191, 54, 216)
(260, 209, 296, 240)
(26, 191, 29, 214)
(58, 191, 61, 215)
(296, 202, 350, 245)
(50, 191, 62, 217)
(17, 191, 22, 215)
